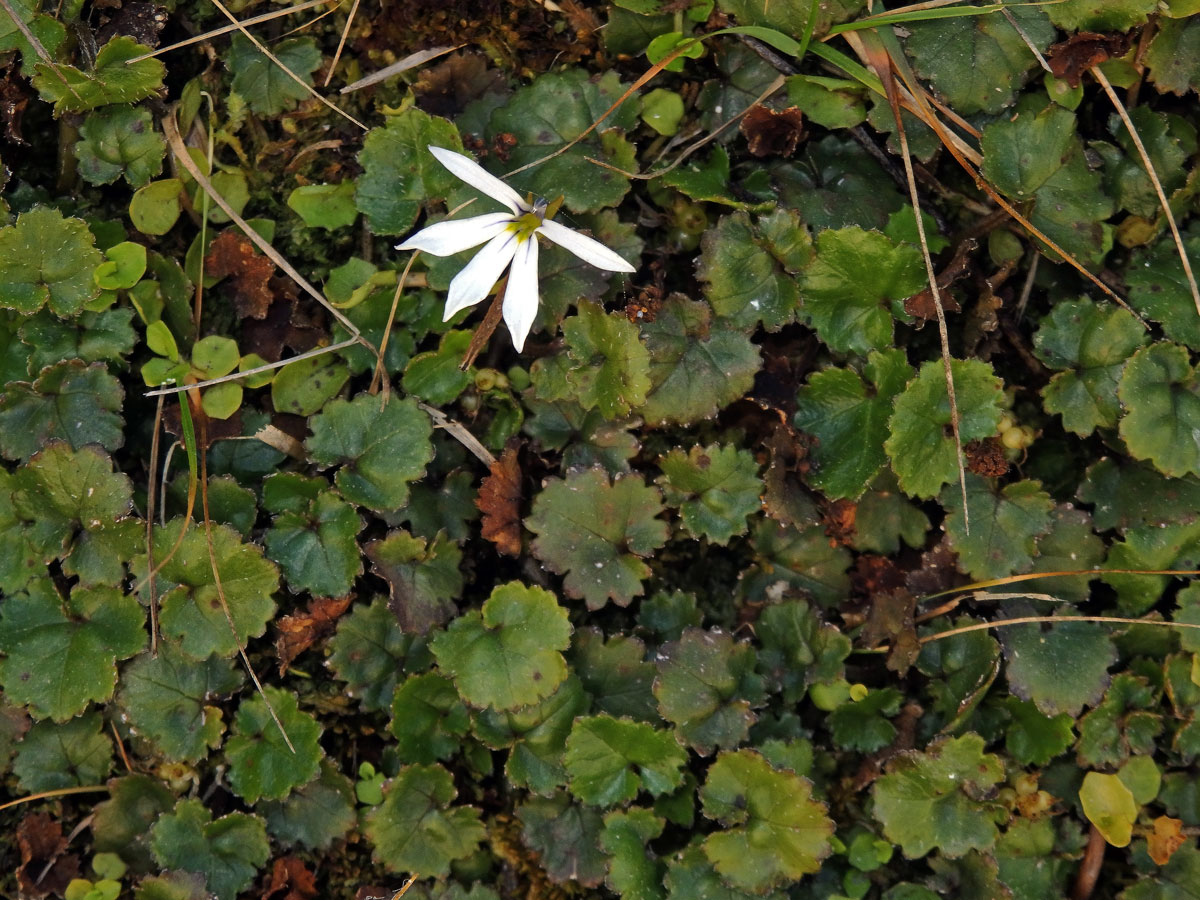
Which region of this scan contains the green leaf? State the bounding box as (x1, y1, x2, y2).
(1127, 232, 1200, 349)
(903, 6, 1054, 115)
(142, 518, 278, 659)
(699, 210, 808, 332)
(562, 300, 651, 418)
(0, 580, 143, 721)
(487, 69, 637, 213)
(666, 843, 787, 900)
(130, 179, 183, 236)
(1103, 520, 1200, 615)
(75, 106, 165, 188)
(1119, 343, 1200, 478)
(1076, 673, 1162, 768)
(517, 791, 609, 886)
(872, 734, 1005, 859)
(1145, 16, 1200, 97)
(94, 241, 147, 292)
(828, 687, 904, 752)
(785, 75, 867, 129)
(916, 616, 1001, 732)
(527, 468, 668, 609)
(227, 34, 319, 115)
(225, 686, 322, 803)
(327, 596, 432, 712)
(133, 872, 210, 900)
(150, 798, 270, 900)
(756, 600, 852, 703)
(33, 36, 164, 114)
(1002, 617, 1117, 716)
(600, 808, 667, 900)
(431, 581, 570, 710)
(117, 642, 241, 762)
(92, 774, 175, 872)
(366, 528, 462, 635)
(654, 628, 763, 754)
(402, 330, 474, 405)
(1046, 0, 1155, 31)
(264, 483, 363, 597)
(13, 712, 112, 792)
(982, 104, 1077, 199)
(0, 360, 124, 460)
(640, 297, 761, 426)
(1035, 298, 1148, 435)
(800, 226, 924, 354)
(1003, 697, 1076, 766)
(287, 181, 358, 230)
(1079, 457, 1200, 532)
(356, 110, 464, 235)
(794, 349, 913, 499)
(389, 672, 470, 764)
(700, 749, 834, 893)
(1080, 771, 1138, 848)
(564, 715, 687, 806)
(941, 476, 1054, 580)
(18, 306, 137, 374)
(885, 358, 1004, 498)
(306, 394, 434, 511)
(270, 353, 350, 416)
(1100, 107, 1197, 218)
(259, 761, 356, 850)
(364, 763, 485, 876)
(660, 145, 773, 211)
(741, 519, 852, 608)
(656, 444, 761, 544)
(0, 207, 102, 315)
(571, 629, 658, 722)
(0, 0, 65, 75)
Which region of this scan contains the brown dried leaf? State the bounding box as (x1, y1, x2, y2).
(1148, 816, 1186, 865)
(413, 51, 507, 118)
(740, 105, 804, 158)
(1047, 32, 1133, 89)
(965, 437, 1009, 478)
(240, 282, 325, 363)
(275, 594, 352, 674)
(903, 240, 972, 321)
(823, 498, 857, 546)
(477, 443, 522, 557)
(205, 231, 276, 321)
(906, 539, 962, 597)
(263, 856, 319, 900)
(761, 419, 818, 528)
(17, 812, 79, 899)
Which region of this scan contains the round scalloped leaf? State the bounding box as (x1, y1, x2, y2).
(600, 808, 667, 900)
(700, 749, 834, 893)
(699, 210, 807, 332)
(940, 476, 1054, 580)
(117, 642, 241, 763)
(389, 672, 470, 764)
(563, 300, 651, 419)
(1119, 343, 1200, 478)
(150, 798, 269, 900)
(264, 489, 363, 598)
(872, 734, 1004, 859)
(740, 519, 852, 608)
(326, 596, 431, 712)
(571, 629, 658, 722)
(225, 686, 323, 803)
(1002, 617, 1117, 716)
(0, 360, 124, 461)
(656, 443, 762, 544)
(640, 297, 761, 426)
(756, 600, 852, 703)
(32, 36, 164, 114)
(144, 518, 278, 660)
(0, 207, 102, 316)
(0, 580, 144, 721)
(1003, 697, 1076, 767)
(226, 34, 319, 116)
(259, 761, 356, 850)
(526, 468, 668, 609)
(794, 349, 913, 499)
(356, 110, 464, 235)
(1126, 232, 1200, 349)
(564, 715, 687, 806)
(486, 69, 636, 213)
(133, 872, 211, 900)
(1046, 0, 1155, 31)
(13, 711, 113, 792)
(305, 394, 434, 511)
(516, 791, 608, 887)
(904, 6, 1054, 115)
(1035, 298, 1148, 435)
(430, 581, 570, 710)
(799, 227, 924, 355)
(1145, 16, 1200, 97)
(666, 843, 788, 900)
(364, 763, 485, 876)
(366, 529, 463, 636)
(885, 358, 1004, 499)
(75, 106, 165, 188)
(92, 774, 175, 872)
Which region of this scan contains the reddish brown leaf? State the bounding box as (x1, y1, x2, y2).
(903, 240, 972, 321)
(852, 554, 906, 597)
(740, 105, 804, 158)
(965, 436, 1009, 478)
(275, 594, 353, 674)
(822, 498, 857, 546)
(263, 856, 318, 900)
(906, 539, 962, 597)
(1148, 816, 1186, 865)
(414, 52, 508, 119)
(205, 231, 276, 321)
(240, 281, 326, 363)
(477, 444, 523, 557)
(17, 812, 79, 899)
(1047, 32, 1133, 88)
(761, 420, 816, 528)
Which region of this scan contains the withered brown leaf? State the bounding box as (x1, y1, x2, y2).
(740, 105, 805, 158)
(275, 594, 353, 674)
(477, 443, 522, 557)
(205, 231, 276, 320)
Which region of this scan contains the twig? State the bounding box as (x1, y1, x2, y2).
(125, 0, 331, 62)
(323, 0, 360, 87)
(418, 402, 496, 466)
(340, 44, 461, 93)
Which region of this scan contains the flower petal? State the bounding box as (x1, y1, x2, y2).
(429, 146, 527, 215)
(444, 231, 520, 320)
(538, 219, 637, 273)
(396, 212, 513, 256)
(503, 237, 540, 352)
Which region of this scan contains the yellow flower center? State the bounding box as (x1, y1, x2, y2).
(508, 211, 543, 242)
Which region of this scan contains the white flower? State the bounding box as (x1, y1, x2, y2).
(396, 146, 636, 352)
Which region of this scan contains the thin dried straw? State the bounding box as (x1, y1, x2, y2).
(125, 0, 331, 62)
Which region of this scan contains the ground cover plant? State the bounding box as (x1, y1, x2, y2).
(3, 0, 1200, 897)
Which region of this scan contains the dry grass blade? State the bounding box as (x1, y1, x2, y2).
(145, 394, 165, 654)
(207, 0, 366, 131)
(419, 401, 496, 467)
(340, 44, 461, 94)
(921, 614, 1200, 645)
(1094, 66, 1200, 318)
(124, 0, 332, 63)
(0, 0, 83, 102)
(917, 566, 1200, 604)
(323, 0, 359, 87)
(143, 339, 363, 397)
(370, 250, 419, 395)
(0, 786, 111, 814)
